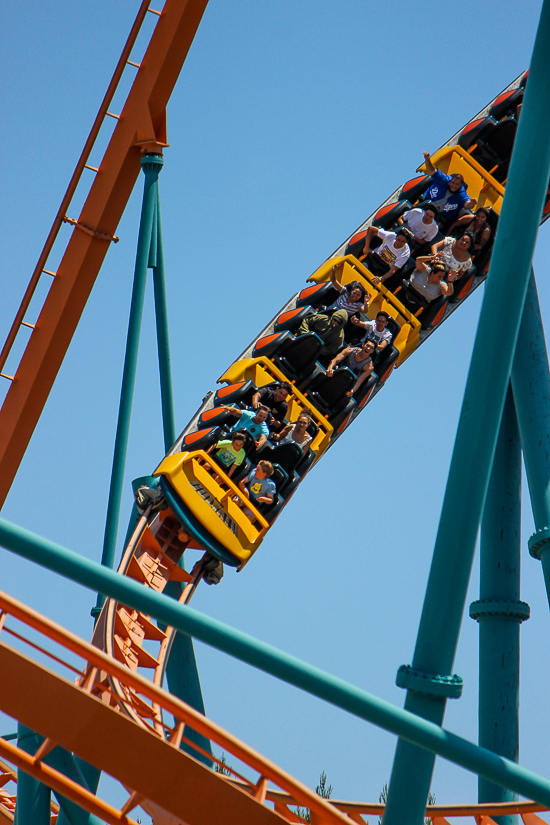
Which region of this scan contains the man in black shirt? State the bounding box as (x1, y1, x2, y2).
(251, 382, 291, 432)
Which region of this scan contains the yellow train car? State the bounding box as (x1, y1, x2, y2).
(152, 69, 547, 571)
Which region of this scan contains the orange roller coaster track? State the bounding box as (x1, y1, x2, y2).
(1, 590, 548, 825)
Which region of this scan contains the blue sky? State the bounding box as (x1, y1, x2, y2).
(1, 0, 550, 820)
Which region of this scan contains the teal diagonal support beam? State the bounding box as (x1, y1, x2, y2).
(92, 153, 164, 619)
(15, 725, 51, 825)
(382, 2, 550, 822)
(151, 191, 177, 451)
(2, 519, 550, 807)
(511, 272, 550, 606)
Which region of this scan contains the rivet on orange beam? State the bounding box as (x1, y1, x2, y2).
(148, 7, 162, 14)
(21, 322, 35, 329)
(127, 60, 141, 68)
(42, 269, 56, 276)
(84, 164, 99, 172)
(106, 111, 120, 119)
(0, 374, 14, 381)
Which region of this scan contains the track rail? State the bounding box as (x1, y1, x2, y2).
(91, 507, 209, 733)
(0, 590, 355, 825)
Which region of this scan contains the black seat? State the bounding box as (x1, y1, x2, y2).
(471, 117, 518, 171)
(398, 174, 433, 204)
(457, 116, 497, 152)
(271, 332, 324, 381)
(199, 406, 244, 430)
(306, 368, 356, 416)
(268, 441, 305, 475)
(373, 344, 398, 381)
(213, 380, 257, 409)
(296, 448, 316, 476)
(296, 282, 339, 309)
(489, 87, 523, 121)
(275, 306, 315, 333)
(372, 199, 412, 229)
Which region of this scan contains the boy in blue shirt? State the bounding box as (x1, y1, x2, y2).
(238, 460, 276, 519)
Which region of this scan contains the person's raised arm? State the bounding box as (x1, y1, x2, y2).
(414, 255, 433, 272)
(255, 433, 268, 450)
(431, 238, 445, 257)
(440, 271, 457, 296)
(327, 347, 352, 377)
(273, 423, 291, 443)
(251, 391, 261, 408)
(423, 151, 436, 176)
(362, 225, 378, 256)
(372, 264, 398, 285)
(447, 214, 471, 235)
(464, 196, 478, 210)
(330, 263, 345, 292)
(347, 361, 374, 396)
(220, 404, 242, 417)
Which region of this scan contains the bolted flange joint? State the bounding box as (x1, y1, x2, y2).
(469, 599, 530, 623)
(396, 665, 463, 698)
(140, 153, 164, 175)
(528, 526, 550, 560)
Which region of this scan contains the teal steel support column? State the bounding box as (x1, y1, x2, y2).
(163, 578, 213, 767)
(55, 756, 101, 825)
(151, 196, 177, 451)
(14, 726, 101, 825)
(511, 273, 550, 606)
(2, 519, 550, 806)
(92, 154, 164, 619)
(470, 387, 530, 825)
(383, 3, 550, 822)
(14, 725, 51, 825)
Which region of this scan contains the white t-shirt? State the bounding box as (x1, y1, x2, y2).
(374, 229, 410, 269)
(440, 237, 471, 275)
(361, 319, 393, 345)
(402, 208, 438, 242)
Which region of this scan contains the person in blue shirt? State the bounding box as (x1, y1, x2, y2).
(422, 151, 478, 221)
(221, 404, 270, 450)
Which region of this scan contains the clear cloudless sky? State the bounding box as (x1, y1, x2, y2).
(1, 1, 550, 822)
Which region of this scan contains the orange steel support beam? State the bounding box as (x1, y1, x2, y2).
(0, 591, 353, 825)
(0, 644, 291, 825)
(0, 0, 210, 508)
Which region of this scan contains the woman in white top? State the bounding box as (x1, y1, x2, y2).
(273, 412, 313, 454)
(430, 232, 474, 279)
